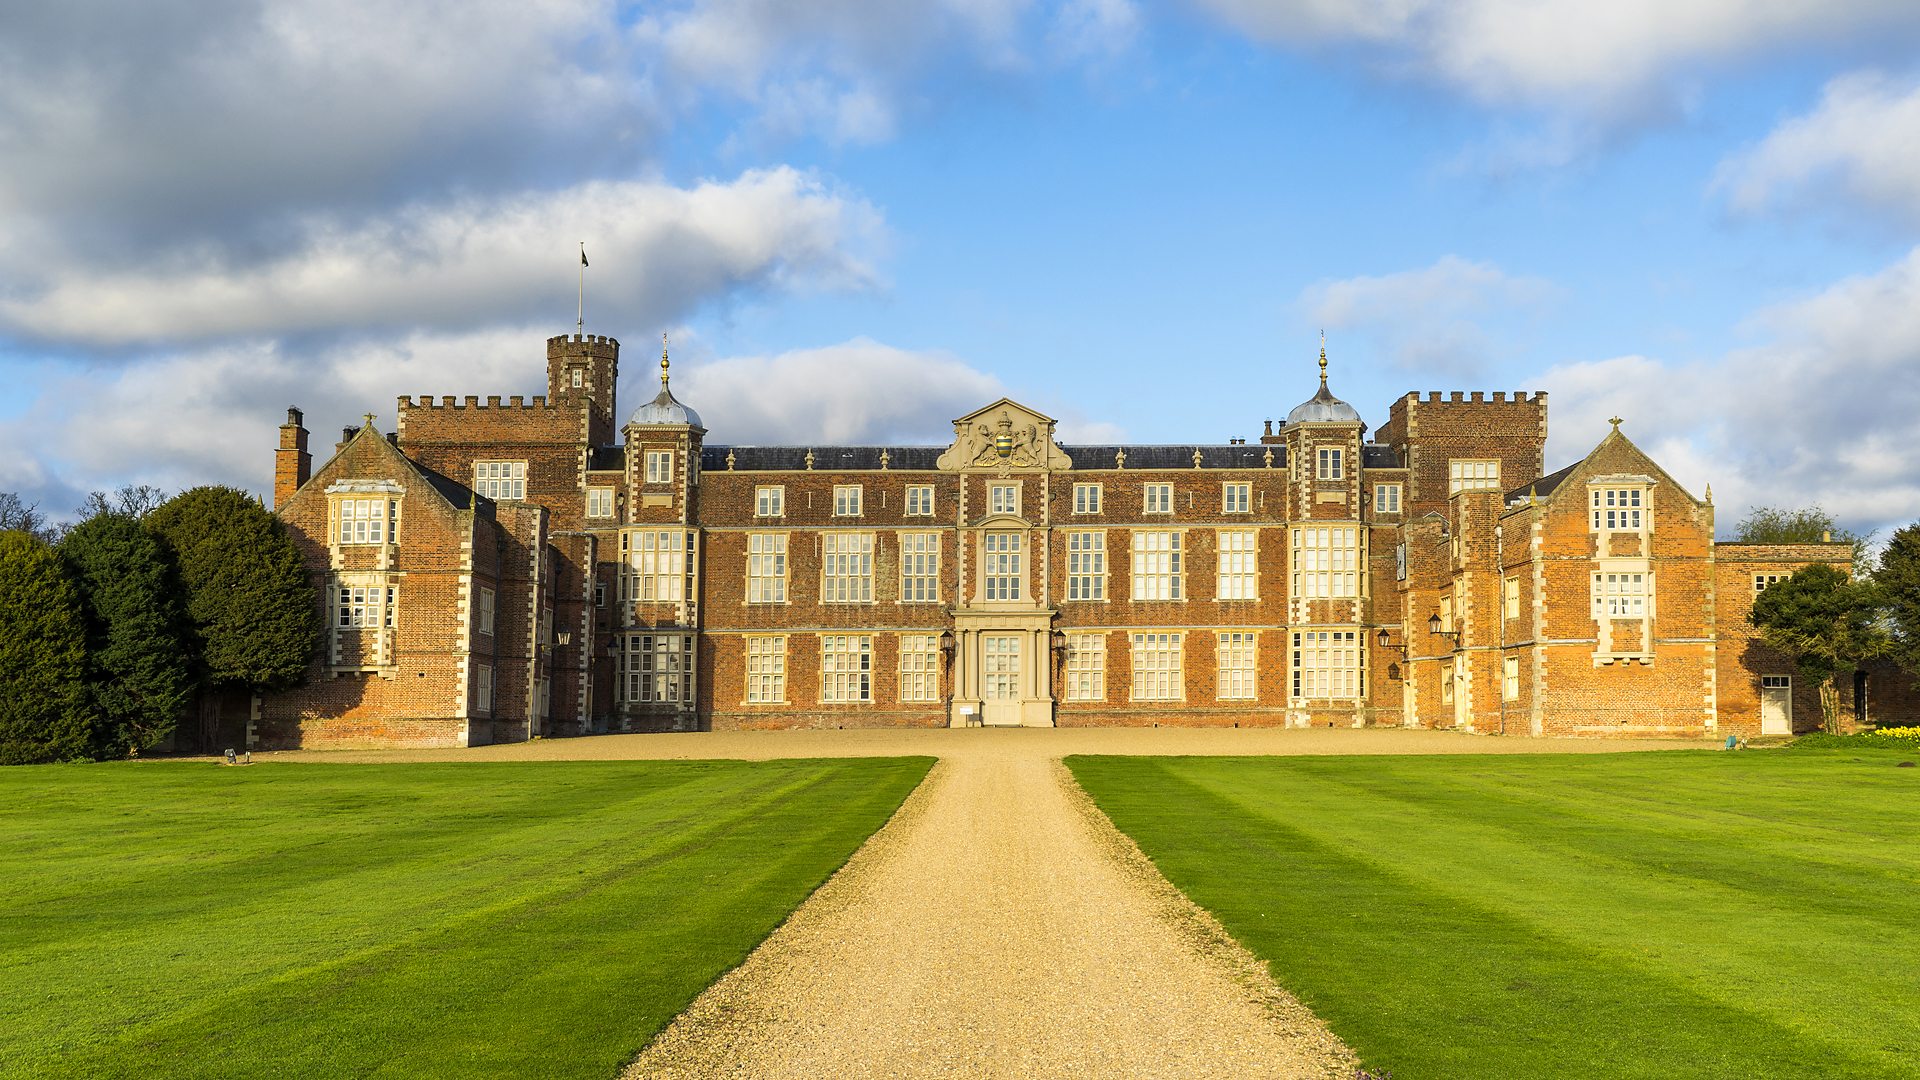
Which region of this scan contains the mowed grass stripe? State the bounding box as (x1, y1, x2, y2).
(1069, 753, 1920, 1080)
(0, 758, 932, 1080)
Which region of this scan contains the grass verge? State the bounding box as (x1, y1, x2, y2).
(0, 757, 932, 1079)
(1068, 750, 1920, 1080)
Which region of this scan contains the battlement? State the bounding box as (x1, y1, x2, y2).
(1416, 390, 1546, 404)
(546, 334, 619, 358)
(398, 395, 554, 411)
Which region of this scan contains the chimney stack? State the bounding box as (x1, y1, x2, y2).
(274, 407, 311, 509)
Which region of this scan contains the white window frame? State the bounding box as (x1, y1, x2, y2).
(1754, 573, 1786, 593)
(983, 532, 1023, 601)
(1073, 483, 1102, 515)
(1374, 484, 1401, 514)
(821, 532, 875, 604)
(1503, 655, 1520, 702)
(1066, 633, 1106, 702)
(1590, 487, 1647, 532)
(1131, 530, 1183, 601)
(899, 634, 940, 702)
(905, 484, 934, 517)
(1222, 482, 1251, 514)
(820, 634, 873, 703)
(1143, 483, 1173, 515)
(644, 451, 673, 485)
(476, 586, 496, 637)
(745, 636, 786, 703)
(1067, 530, 1106, 602)
(474, 461, 526, 501)
(1317, 447, 1344, 481)
(989, 482, 1020, 517)
(1504, 576, 1520, 621)
(1216, 529, 1258, 601)
(624, 530, 689, 603)
(1129, 631, 1183, 702)
(833, 484, 863, 517)
(755, 485, 785, 518)
(899, 531, 940, 603)
(747, 533, 787, 604)
(336, 498, 396, 545)
(624, 633, 694, 704)
(474, 663, 493, 713)
(1217, 631, 1257, 701)
(1290, 526, 1359, 599)
(335, 582, 395, 629)
(1291, 630, 1362, 700)
(1449, 459, 1499, 494)
(1593, 570, 1650, 618)
(586, 487, 614, 519)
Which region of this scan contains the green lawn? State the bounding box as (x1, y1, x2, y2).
(0, 757, 931, 1079)
(1069, 749, 1920, 1080)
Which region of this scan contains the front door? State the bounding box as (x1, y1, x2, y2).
(1760, 675, 1793, 735)
(982, 634, 1024, 726)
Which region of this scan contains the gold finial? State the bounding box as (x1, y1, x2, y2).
(1608, 415, 1623, 431)
(660, 333, 671, 389)
(1318, 330, 1328, 386)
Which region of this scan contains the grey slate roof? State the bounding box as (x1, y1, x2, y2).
(588, 445, 624, 472)
(697, 442, 1408, 472)
(1363, 445, 1402, 469)
(1508, 462, 1577, 501)
(701, 446, 945, 471)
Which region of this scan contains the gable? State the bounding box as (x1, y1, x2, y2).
(936, 398, 1073, 472)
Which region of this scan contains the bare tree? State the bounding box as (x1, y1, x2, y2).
(76, 484, 170, 521)
(0, 492, 50, 540)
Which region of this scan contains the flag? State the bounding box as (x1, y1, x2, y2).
(580, 246, 589, 267)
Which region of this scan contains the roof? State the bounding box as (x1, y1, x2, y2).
(587, 445, 623, 472)
(1362, 445, 1402, 469)
(702, 444, 1314, 471)
(702, 446, 946, 471)
(1507, 462, 1577, 502)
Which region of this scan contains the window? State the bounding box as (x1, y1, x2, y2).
(336, 498, 394, 545)
(336, 584, 394, 629)
(989, 483, 1019, 516)
(983, 533, 1023, 601)
(1503, 655, 1520, 702)
(623, 530, 689, 602)
(476, 587, 496, 637)
(1754, 573, 1786, 593)
(645, 451, 673, 484)
(1317, 447, 1344, 481)
(899, 532, 939, 603)
(820, 635, 872, 703)
(1131, 531, 1183, 601)
(1374, 484, 1402, 514)
(570, 368, 583, 388)
(1590, 488, 1645, 531)
(1292, 630, 1361, 699)
(1449, 459, 1500, 494)
(983, 636, 1022, 699)
(594, 582, 605, 608)
(1290, 526, 1359, 599)
(1593, 571, 1649, 617)
(1223, 483, 1251, 514)
(747, 533, 787, 603)
(746, 636, 786, 703)
(1067, 531, 1106, 601)
(474, 664, 493, 713)
(1504, 576, 1520, 621)
(586, 487, 614, 518)
(1066, 633, 1105, 702)
(899, 634, 941, 702)
(1217, 631, 1257, 700)
(822, 532, 874, 603)
(833, 485, 863, 517)
(755, 485, 785, 517)
(905, 484, 934, 516)
(540, 605, 553, 647)
(624, 634, 693, 703)
(1074, 483, 1102, 514)
(1130, 632, 1183, 701)
(474, 461, 525, 501)
(1217, 529, 1257, 600)
(1438, 594, 1453, 634)
(1441, 666, 1454, 705)
(1143, 484, 1172, 514)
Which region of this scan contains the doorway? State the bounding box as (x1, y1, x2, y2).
(1760, 675, 1792, 735)
(982, 634, 1024, 726)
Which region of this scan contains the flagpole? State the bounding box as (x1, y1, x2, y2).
(577, 241, 586, 334)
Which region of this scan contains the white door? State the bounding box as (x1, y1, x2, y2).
(1760, 675, 1792, 735)
(982, 635, 1023, 726)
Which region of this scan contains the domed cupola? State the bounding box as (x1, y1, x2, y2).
(628, 334, 704, 429)
(1285, 337, 1364, 431)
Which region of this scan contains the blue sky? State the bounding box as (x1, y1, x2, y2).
(4, 1, 1920, 539)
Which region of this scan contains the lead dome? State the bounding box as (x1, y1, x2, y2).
(629, 336, 704, 429)
(1286, 341, 1364, 429)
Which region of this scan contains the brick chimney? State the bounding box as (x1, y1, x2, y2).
(275, 407, 311, 509)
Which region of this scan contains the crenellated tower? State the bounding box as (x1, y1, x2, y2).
(547, 334, 620, 446)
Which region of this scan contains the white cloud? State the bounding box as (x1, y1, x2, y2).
(1536, 246, 1920, 539)
(0, 168, 884, 347)
(677, 338, 1008, 444)
(1298, 256, 1557, 375)
(1714, 70, 1920, 223)
(1050, 0, 1141, 61)
(1193, 0, 1920, 113)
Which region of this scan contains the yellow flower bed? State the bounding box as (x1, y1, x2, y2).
(1868, 726, 1920, 742)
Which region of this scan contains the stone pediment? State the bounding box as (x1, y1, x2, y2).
(936, 398, 1073, 473)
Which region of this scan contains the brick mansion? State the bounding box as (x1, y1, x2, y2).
(260, 330, 1885, 748)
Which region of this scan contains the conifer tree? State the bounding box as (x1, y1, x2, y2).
(1877, 522, 1920, 677)
(0, 530, 93, 764)
(148, 487, 318, 747)
(58, 513, 192, 757)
